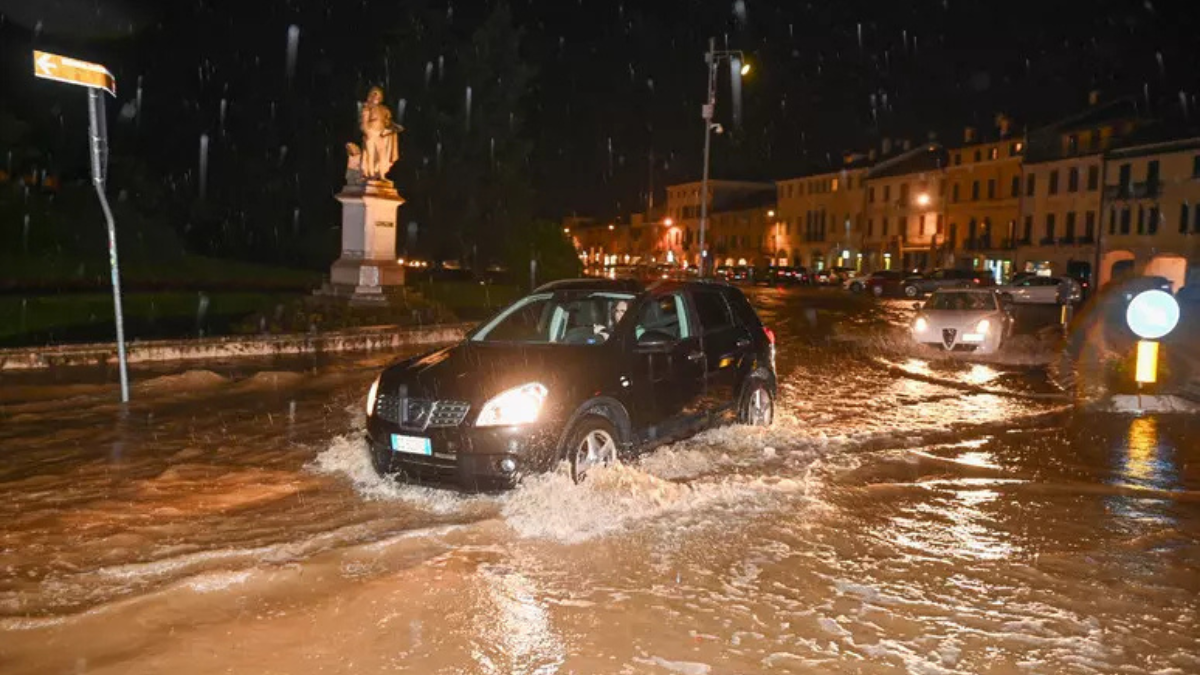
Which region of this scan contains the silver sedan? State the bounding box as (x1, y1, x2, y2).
(910, 289, 1013, 355)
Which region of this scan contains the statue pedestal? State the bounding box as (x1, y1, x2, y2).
(327, 181, 406, 303)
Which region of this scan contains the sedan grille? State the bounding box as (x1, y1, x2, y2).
(375, 394, 470, 429)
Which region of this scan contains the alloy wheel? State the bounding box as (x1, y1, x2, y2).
(574, 428, 617, 481)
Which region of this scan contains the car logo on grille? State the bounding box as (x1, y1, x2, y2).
(400, 399, 432, 431)
(942, 328, 957, 349)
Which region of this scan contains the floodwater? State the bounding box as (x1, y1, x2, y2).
(1, 289, 1197, 674)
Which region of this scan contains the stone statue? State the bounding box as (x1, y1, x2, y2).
(358, 86, 402, 182)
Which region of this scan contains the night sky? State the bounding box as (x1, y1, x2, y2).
(1, 0, 1197, 259)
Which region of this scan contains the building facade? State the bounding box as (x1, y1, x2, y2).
(942, 130, 1025, 281)
(862, 144, 948, 273)
(775, 166, 867, 270)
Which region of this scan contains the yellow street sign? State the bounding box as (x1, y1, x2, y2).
(32, 50, 116, 96)
(1135, 339, 1159, 384)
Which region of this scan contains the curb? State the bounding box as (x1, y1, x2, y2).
(0, 322, 474, 371)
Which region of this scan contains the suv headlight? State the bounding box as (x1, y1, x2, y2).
(476, 383, 548, 427)
(366, 375, 381, 416)
(975, 319, 990, 334)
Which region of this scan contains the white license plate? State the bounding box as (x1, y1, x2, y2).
(391, 434, 432, 456)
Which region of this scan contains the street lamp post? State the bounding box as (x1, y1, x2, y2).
(697, 37, 749, 276)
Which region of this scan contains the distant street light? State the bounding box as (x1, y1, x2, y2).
(698, 38, 752, 276)
(563, 227, 570, 234)
(767, 210, 776, 217)
(608, 224, 615, 230)
(915, 193, 931, 207)
(663, 217, 674, 226)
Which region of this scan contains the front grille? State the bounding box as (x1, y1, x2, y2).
(374, 394, 469, 429)
(429, 401, 471, 427)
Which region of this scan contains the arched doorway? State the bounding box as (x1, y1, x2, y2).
(1100, 250, 1135, 287)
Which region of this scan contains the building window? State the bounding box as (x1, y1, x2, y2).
(1085, 211, 1096, 240)
(1023, 216, 1033, 243)
(974, 149, 982, 162)
(1026, 174, 1036, 197)
(1067, 134, 1079, 154)
(1065, 212, 1077, 240)
(987, 179, 996, 200)
(847, 177, 854, 190)
(918, 214, 926, 235)
(869, 186, 875, 203)
(989, 147, 999, 160)
(1193, 154, 1200, 178)
(1011, 175, 1020, 197)
(1195, 205, 1200, 233)
(882, 217, 889, 237)
(867, 219, 873, 237)
(1120, 208, 1131, 234)
(1011, 142, 1023, 155)
(1137, 207, 1145, 234)
(936, 214, 944, 234)
(1068, 167, 1079, 192)
(1118, 163, 1131, 193)
(884, 185, 891, 202)
(1147, 160, 1160, 190)
(954, 153, 962, 165)
(1182, 204, 1191, 234)
(972, 180, 980, 201)
(1048, 170, 1059, 195)
(1148, 207, 1159, 235)
(1088, 166, 1099, 190)
(952, 183, 960, 202)
(831, 178, 839, 192)
(899, 183, 909, 204)
(898, 216, 907, 238)
(1045, 213, 1056, 242)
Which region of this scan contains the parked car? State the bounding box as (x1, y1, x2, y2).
(843, 271, 871, 293)
(865, 270, 908, 297)
(754, 266, 804, 286)
(366, 279, 778, 489)
(716, 265, 753, 283)
(910, 289, 1014, 355)
(995, 275, 1082, 305)
(901, 268, 995, 298)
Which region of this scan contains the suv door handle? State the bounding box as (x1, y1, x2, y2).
(687, 351, 704, 362)
(736, 337, 751, 348)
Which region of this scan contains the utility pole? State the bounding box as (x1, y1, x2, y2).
(698, 38, 718, 277)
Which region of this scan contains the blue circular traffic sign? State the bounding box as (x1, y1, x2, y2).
(1125, 289, 1180, 340)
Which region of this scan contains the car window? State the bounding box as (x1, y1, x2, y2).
(926, 293, 998, 311)
(473, 291, 635, 344)
(635, 293, 691, 340)
(724, 289, 761, 329)
(692, 290, 733, 332)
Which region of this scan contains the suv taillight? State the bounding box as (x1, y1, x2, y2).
(763, 327, 776, 345)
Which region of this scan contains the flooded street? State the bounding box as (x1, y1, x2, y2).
(1, 289, 1198, 674)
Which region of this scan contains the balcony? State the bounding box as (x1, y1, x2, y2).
(1078, 234, 1096, 244)
(1057, 236, 1076, 245)
(1104, 181, 1161, 200)
(1039, 236, 1056, 246)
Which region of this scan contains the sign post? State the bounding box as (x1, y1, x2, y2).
(1124, 288, 1181, 406)
(33, 51, 129, 402)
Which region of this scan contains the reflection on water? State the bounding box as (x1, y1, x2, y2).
(1107, 416, 1181, 526)
(964, 364, 998, 385)
(474, 565, 565, 675)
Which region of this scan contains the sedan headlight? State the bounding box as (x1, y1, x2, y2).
(975, 319, 991, 335)
(366, 375, 381, 416)
(476, 383, 548, 427)
(913, 317, 928, 333)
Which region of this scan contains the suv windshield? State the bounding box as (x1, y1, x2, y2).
(472, 291, 637, 345)
(926, 292, 997, 311)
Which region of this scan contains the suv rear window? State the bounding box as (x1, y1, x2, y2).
(692, 290, 734, 332)
(723, 288, 761, 329)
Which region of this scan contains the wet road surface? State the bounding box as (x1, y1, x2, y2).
(1, 288, 1197, 674)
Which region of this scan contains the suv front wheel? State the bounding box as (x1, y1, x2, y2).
(564, 415, 619, 484)
(903, 285, 920, 298)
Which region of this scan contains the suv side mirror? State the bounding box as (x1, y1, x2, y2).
(635, 329, 677, 353)
(912, 301, 922, 311)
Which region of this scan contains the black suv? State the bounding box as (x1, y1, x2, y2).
(366, 279, 777, 489)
